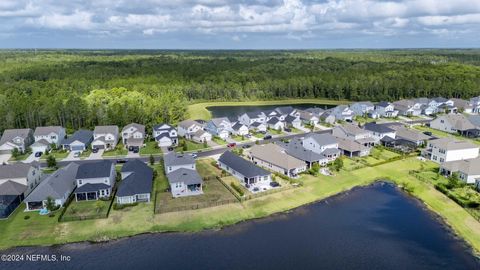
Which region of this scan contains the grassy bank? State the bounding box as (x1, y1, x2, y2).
(0, 157, 479, 255)
(187, 99, 349, 120)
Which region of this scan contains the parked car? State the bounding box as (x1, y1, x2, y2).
(258, 131, 267, 134)
(284, 128, 292, 132)
(73, 152, 81, 158)
(92, 148, 99, 153)
(270, 181, 280, 187)
(242, 144, 251, 149)
(116, 159, 127, 164)
(34, 152, 42, 158)
(192, 153, 198, 159)
(227, 143, 236, 148)
(133, 147, 139, 153)
(263, 135, 272, 140)
(245, 134, 252, 138)
(423, 131, 433, 136)
(167, 146, 174, 151)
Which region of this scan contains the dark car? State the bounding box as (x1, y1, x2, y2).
(270, 181, 281, 187)
(167, 146, 174, 152)
(263, 135, 272, 140)
(116, 159, 127, 164)
(133, 147, 139, 153)
(259, 131, 267, 134)
(34, 152, 42, 158)
(423, 131, 433, 136)
(242, 144, 251, 149)
(92, 148, 99, 153)
(227, 143, 236, 148)
(284, 128, 292, 132)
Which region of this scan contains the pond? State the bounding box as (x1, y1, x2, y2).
(207, 103, 335, 119)
(1, 183, 478, 270)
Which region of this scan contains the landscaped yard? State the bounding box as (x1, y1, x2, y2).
(342, 147, 401, 170)
(61, 199, 112, 221)
(41, 150, 69, 160)
(79, 149, 92, 159)
(196, 158, 222, 178)
(175, 138, 210, 152)
(231, 135, 248, 142)
(212, 136, 227, 145)
(9, 151, 31, 161)
(253, 132, 264, 139)
(267, 128, 282, 135)
(140, 141, 162, 155)
(103, 144, 128, 157)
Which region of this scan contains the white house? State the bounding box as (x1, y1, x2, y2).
(331, 105, 354, 122)
(191, 129, 212, 143)
(430, 114, 478, 137)
(0, 162, 43, 197)
(423, 138, 479, 164)
(74, 160, 116, 201)
(302, 133, 340, 161)
(121, 123, 145, 150)
(164, 152, 202, 198)
(92, 125, 119, 150)
(298, 110, 320, 125)
(267, 117, 284, 131)
(231, 122, 249, 136)
(238, 112, 267, 126)
(205, 117, 232, 140)
(177, 120, 203, 139)
(375, 102, 398, 118)
(284, 115, 302, 129)
(350, 102, 375, 116)
(153, 124, 178, 147)
(440, 157, 480, 184)
(249, 121, 267, 133)
(0, 129, 34, 154)
(163, 152, 196, 174)
(363, 123, 396, 142)
(33, 126, 65, 149)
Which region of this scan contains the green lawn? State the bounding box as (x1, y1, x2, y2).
(79, 149, 92, 159)
(414, 125, 480, 146)
(41, 150, 69, 160)
(140, 141, 162, 155)
(267, 128, 283, 135)
(103, 144, 128, 157)
(196, 158, 222, 178)
(62, 199, 111, 220)
(231, 135, 248, 142)
(253, 133, 264, 139)
(187, 99, 349, 120)
(9, 151, 31, 161)
(212, 136, 227, 145)
(175, 138, 209, 152)
(1, 156, 480, 256)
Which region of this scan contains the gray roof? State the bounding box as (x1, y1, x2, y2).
(376, 101, 391, 108)
(244, 111, 263, 118)
(250, 121, 264, 128)
(279, 139, 325, 162)
(307, 133, 337, 146)
(122, 123, 145, 134)
(178, 120, 202, 129)
(395, 127, 431, 142)
(210, 117, 231, 127)
(24, 163, 79, 202)
(0, 163, 37, 180)
(155, 132, 172, 141)
(364, 122, 395, 134)
(164, 152, 195, 167)
(76, 160, 113, 179)
(0, 129, 32, 146)
(429, 138, 478, 151)
(285, 115, 299, 123)
(441, 157, 480, 176)
(0, 180, 27, 196)
(62, 130, 93, 145)
(94, 125, 119, 135)
(468, 115, 480, 127)
(433, 97, 448, 103)
(34, 126, 64, 137)
(250, 144, 305, 170)
(167, 168, 203, 185)
(275, 106, 295, 115)
(232, 122, 246, 131)
(219, 151, 270, 178)
(437, 114, 476, 131)
(267, 117, 281, 124)
(75, 183, 111, 193)
(305, 107, 325, 115)
(117, 160, 153, 197)
(153, 123, 175, 132)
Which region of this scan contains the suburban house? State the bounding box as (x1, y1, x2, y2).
(452, 98, 474, 114)
(61, 130, 93, 152)
(274, 106, 298, 120)
(350, 101, 375, 116)
(193, 129, 213, 143)
(263, 110, 279, 121)
(218, 151, 272, 190)
(74, 160, 115, 201)
(375, 101, 398, 118)
(249, 121, 267, 133)
(121, 123, 146, 150)
(0, 129, 34, 154)
(153, 124, 178, 147)
(163, 152, 196, 174)
(24, 163, 79, 211)
(92, 125, 119, 150)
(305, 107, 325, 117)
(336, 137, 371, 157)
(393, 99, 422, 116)
(238, 112, 267, 126)
(250, 144, 307, 178)
(178, 120, 203, 138)
(470, 96, 480, 114)
(423, 138, 479, 164)
(205, 117, 232, 140)
(384, 124, 432, 147)
(164, 152, 202, 197)
(117, 160, 153, 204)
(302, 133, 340, 161)
(331, 105, 354, 122)
(363, 122, 396, 142)
(332, 123, 375, 147)
(231, 122, 249, 136)
(430, 114, 479, 137)
(440, 157, 480, 184)
(279, 139, 329, 167)
(0, 163, 43, 218)
(33, 126, 65, 153)
(284, 115, 302, 129)
(267, 117, 284, 131)
(319, 110, 336, 125)
(298, 110, 319, 126)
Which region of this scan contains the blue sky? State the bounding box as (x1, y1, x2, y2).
(1, 0, 480, 49)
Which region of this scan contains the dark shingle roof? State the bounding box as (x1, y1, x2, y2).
(76, 160, 113, 179)
(267, 117, 281, 124)
(218, 151, 270, 178)
(0, 180, 27, 196)
(62, 130, 93, 145)
(376, 101, 391, 108)
(25, 163, 79, 202)
(364, 122, 395, 134)
(75, 183, 111, 193)
(117, 160, 153, 197)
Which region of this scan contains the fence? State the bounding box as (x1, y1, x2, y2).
(155, 198, 238, 214)
(58, 189, 116, 222)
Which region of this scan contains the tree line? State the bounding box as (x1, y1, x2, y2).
(1, 49, 480, 133)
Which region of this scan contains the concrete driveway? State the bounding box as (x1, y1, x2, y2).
(63, 151, 80, 161)
(86, 149, 104, 160)
(127, 151, 141, 158)
(0, 154, 11, 164)
(23, 153, 40, 163)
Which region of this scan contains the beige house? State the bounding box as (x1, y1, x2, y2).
(250, 144, 307, 178)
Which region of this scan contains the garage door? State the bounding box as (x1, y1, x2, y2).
(71, 145, 84, 151)
(93, 144, 105, 149)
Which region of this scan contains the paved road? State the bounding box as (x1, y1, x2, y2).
(47, 129, 332, 168)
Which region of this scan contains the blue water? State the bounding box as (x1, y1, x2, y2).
(1, 183, 478, 270)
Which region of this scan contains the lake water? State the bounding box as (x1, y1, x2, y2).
(1, 183, 478, 270)
(208, 103, 335, 119)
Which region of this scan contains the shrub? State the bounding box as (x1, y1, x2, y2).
(24, 215, 30, 220)
(230, 182, 244, 196)
(113, 202, 138, 210)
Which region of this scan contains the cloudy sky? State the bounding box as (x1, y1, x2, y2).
(1, 0, 480, 49)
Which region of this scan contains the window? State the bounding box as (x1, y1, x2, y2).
(78, 180, 82, 185)
(440, 158, 444, 163)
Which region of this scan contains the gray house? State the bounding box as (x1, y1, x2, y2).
(117, 160, 153, 204)
(218, 151, 271, 190)
(278, 138, 328, 167)
(74, 160, 115, 201)
(121, 123, 146, 150)
(62, 130, 94, 152)
(92, 125, 119, 150)
(0, 129, 34, 154)
(164, 152, 202, 197)
(24, 163, 79, 211)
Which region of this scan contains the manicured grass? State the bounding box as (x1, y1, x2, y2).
(196, 159, 222, 178)
(212, 136, 227, 145)
(140, 141, 162, 155)
(267, 128, 282, 135)
(187, 99, 349, 120)
(414, 125, 480, 145)
(175, 138, 209, 152)
(102, 144, 128, 157)
(9, 151, 31, 161)
(253, 133, 264, 139)
(41, 150, 69, 160)
(231, 135, 248, 142)
(1, 156, 480, 256)
(79, 149, 92, 159)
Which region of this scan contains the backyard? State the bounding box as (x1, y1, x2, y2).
(342, 147, 402, 171)
(61, 199, 112, 221)
(414, 125, 480, 146)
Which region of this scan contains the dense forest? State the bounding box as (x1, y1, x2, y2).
(1, 49, 480, 132)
